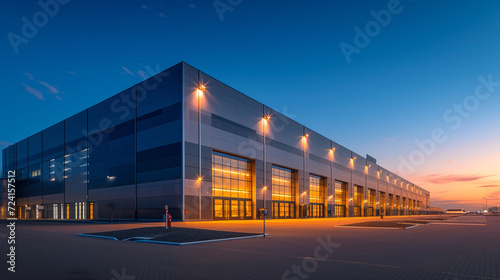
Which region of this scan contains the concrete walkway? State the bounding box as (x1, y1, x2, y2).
(0, 215, 498, 280)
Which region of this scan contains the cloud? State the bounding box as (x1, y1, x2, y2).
(122, 66, 136, 77)
(418, 174, 492, 184)
(37, 81, 59, 94)
(141, 4, 148, 10)
(159, 12, 165, 17)
(488, 190, 500, 198)
(24, 73, 34, 80)
(0, 141, 13, 147)
(477, 185, 499, 188)
(23, 83, 44, 100)
(446, 160, 453, 164)
(432, 190, 449, 194)
(189, 3, 196, 8)
(55, 96, 63, 101)
(68, 71, 76, 75)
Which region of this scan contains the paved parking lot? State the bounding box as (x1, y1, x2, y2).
(0, 215, 498, 280)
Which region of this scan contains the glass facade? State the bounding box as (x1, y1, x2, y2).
(367, 189, 376, 216)
(396, 195, 401, 215)
(334, 181, 347, 217)
(388, 194, 394, 216)
(353, 185, 363, 217)
(379, 191, 386, 216)
(212, 152, 252, 220)
(272, 166, 295, 218)
(2, 63, 183, 220)
(309, 175, 324, 218)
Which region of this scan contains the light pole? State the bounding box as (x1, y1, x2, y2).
(197, 82, 205, 220)
(365, 161, 368, 216)
(350, 153, 356, 217)
(262, 114, 270, 210)
(302, 132, 308, 218)
(330, 146, 335, 218)
(483, 197, 488, 214)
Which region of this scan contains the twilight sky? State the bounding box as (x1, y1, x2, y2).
(1, 0, 499, 211)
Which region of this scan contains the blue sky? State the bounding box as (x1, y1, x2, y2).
(1, 0, 499, 210)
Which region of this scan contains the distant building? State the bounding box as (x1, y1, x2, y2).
(446, 209, 466, 214)
(488, 207, 500, 214)
(427, 207, 444, 214)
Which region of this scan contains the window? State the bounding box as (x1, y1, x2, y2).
(75, 202, 86, 219)
(309, 175, 324, 204)
(334, 181, 347, 206)
(379, 192, 386, 213)
(212, 152, 252, 199)
(30, 169, 41, 177)
(53, 204, 59, 219)
(49, 159, 56, 181)
(334, 181, 347, 217)
(368, 189, 376, 208)
(272, 166, 296, 219)
(89, 202, 94, 220)
(365, 189, 376, 216)
(212, 152, 253, 220)
(272, 166, 295, 202)
(354, 186, 363, 207)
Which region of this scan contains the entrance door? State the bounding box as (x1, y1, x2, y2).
(214, 198, 251, 220)
(272, 202, 295, 218)
(239, 200, 245, 219)
(311, 204, 324, 218)
(353, 206, 361, 217)
(224, 200, 230, 219)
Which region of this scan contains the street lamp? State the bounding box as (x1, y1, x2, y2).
(197, 83, 205, 220)
(262, 114, 270, 211)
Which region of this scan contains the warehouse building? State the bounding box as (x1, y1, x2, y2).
(1, 62, 430, 220)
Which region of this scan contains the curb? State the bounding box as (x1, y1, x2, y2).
(405, 225, 420, 229)
(77, 233, 270, 245)
(135, 234, 270, 246)
(77, 234, 119, 241)
(429, 223, 487, 226)
(335, 226, 400, 230)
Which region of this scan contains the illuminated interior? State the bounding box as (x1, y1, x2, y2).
(212, 152, 252, 220)
(334, 180, 347, 217)
(353, 185, 363, 217)
(367, 189, 376, 216)
(309, 175, 325, 218)
(272, 166, 295, 219)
